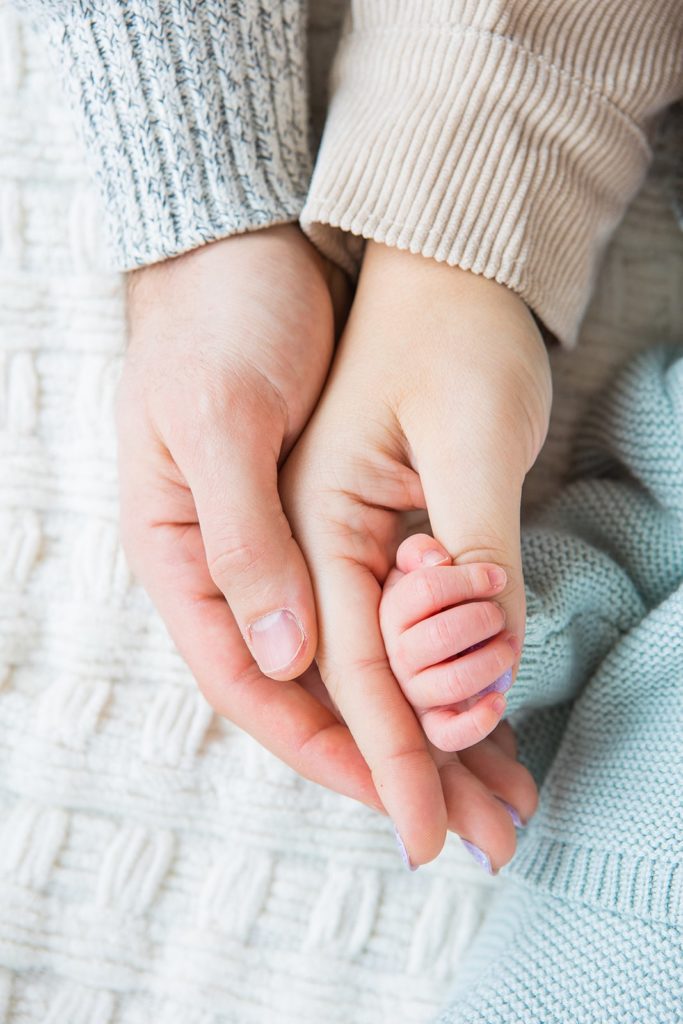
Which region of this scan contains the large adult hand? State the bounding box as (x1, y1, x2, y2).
(116, 227, 384, 808)
(280, 241, 552, 869)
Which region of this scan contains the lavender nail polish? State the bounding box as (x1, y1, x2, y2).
(496, 797, 525, 829)
(392, 822, 418, 872)
(461, 839, 493, 874)
(477, 667, 513, 697)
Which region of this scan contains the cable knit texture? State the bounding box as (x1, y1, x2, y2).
(301, 0, 683, 345)
(436, 342, 683, 1022)
(14, 0, 314, 268)
(1, 7, 505, 1021)
(3, 2, 683, 1021)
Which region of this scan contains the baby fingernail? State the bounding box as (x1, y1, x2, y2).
(246, 608, 305, 673)
(392, 822, 418, 871)
(496, 798, 525, 829)
(487, 567, 507, 588)
(461, 839, 493, 874)
(421, 548, 450, 566)
(477, 667, 513, 697)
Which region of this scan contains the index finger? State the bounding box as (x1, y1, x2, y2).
(313, 556, 448, 868)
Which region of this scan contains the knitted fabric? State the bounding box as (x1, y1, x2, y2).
(14, 1, 683, 347)
(0, 8, 501, 1021)
(3, 4, 683, 1022)
(14, 0, 315, 268)
(300, 0, 683, 346)
(437, 881, 683, 1024)
(435, 344, 683, 1022)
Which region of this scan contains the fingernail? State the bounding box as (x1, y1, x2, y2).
(246, 608, 305, 673)
(476, 667, 513, 697)
(461, 839, 493, 874)
(496, 798, 525, 829)
(392, 822, 418, 871)
(421, 549, 450, 567)
(487, 567, 507, 588)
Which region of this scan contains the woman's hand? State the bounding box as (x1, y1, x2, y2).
(380, 533, 538, 871)
(280, 241, 551, 868)
(115, 226, 389, 810)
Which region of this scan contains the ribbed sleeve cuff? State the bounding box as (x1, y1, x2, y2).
(41, 1, 312, 269)
(300, 21, 655, 346)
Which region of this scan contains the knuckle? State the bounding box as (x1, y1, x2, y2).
(372, 743, 431, 781)
(453, 540, 511, 569)
(319, 652, 388, 708)
(477, 601, 504, 635)
(391, 634, 412, 677)
(413, 570, 442, 609)
(207, 535, 268, 590)
(463, 565, 482, 598)
(444, 662, 471, 702)
(349, 651, 391, 681)
(453, 568, 473, 601)
(427, 612, 454, 652)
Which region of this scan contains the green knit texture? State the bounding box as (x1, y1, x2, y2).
(437, 343, 683, 1023)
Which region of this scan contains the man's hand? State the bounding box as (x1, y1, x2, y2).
(115, 226, 388, 810)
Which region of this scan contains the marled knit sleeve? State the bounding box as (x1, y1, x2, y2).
(301, 0, 683, 346)
(14, 0, 313, 269)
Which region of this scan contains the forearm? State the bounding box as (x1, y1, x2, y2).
(302, 0, 683, 346)
(15, 0, 313, 268)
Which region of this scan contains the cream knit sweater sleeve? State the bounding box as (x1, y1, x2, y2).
(301, 0, 683, 346)
(14, 0, 313, 270)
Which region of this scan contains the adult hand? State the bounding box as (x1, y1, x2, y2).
(116, 227, 387, 809)
(280, 241, 551, 868)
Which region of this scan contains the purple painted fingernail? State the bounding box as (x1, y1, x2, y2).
(392, 822, 418, 872)
(477, 667, 513, 697)
(496, 798, 525, 829)
(461, 839, 493, 874)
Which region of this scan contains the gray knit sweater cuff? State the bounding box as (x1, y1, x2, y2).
(29, 0, 312, 269)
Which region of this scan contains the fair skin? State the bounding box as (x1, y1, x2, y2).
(280, 240, 552, 867)
(117, 227, 551, 870)
(381, 532, 520, 752)
(380, 532, 535, 869)
(117, 225, 379, 808)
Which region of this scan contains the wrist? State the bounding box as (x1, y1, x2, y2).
(362, 241, 533, 321)
(357, 243, 552, 474)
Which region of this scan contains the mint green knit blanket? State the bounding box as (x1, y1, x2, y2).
(436, 343, 683, 1023)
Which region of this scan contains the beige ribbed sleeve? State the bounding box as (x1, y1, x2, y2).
(301, 0, 683, 345)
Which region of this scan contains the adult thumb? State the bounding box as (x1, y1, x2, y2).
(414, 434, 527, 662)
(184, 435, 317, 681)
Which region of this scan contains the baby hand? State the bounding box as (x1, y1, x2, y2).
(380, 533, 520, 751)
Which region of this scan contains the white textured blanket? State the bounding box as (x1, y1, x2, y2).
(1, 6, 682, 1022)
